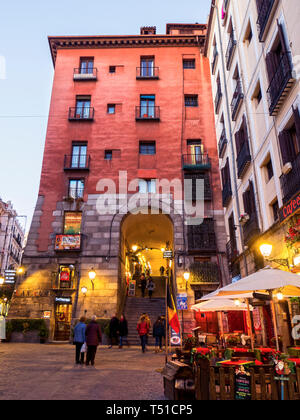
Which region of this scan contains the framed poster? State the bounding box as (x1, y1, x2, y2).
(55, 235, 81, 251)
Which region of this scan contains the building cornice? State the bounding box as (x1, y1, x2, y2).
(48, 34, 206, 66)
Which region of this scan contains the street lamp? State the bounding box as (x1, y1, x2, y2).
(17, 267, 24, 275)
(0, 277, 4, 285)
(81, 286, 88, 296)
(183, 271, 190, 291)
(132, 245, 138, 252)
(88, 268, 96, 290)
(259, 243, 289, 269)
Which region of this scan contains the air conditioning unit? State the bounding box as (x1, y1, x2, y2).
(282, 162, 292, 175)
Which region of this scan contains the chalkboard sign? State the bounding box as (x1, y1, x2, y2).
(235, 372, 251, 400)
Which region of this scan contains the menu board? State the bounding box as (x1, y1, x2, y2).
(235, 372, 251, 400)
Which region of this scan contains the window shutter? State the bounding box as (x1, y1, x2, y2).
(256, 0, 263, 13)
(277, 21, 288, 53)
(279, 130, 296, 165)
(235, 130, 241, 156)
(249, 181, 257, 217)
(292, 105, 300, 148)
(265, 51, 278, 83)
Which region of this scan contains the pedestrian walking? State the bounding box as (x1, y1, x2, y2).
(140, 313, 151, 349)
(118, 315, 129, 348)
(108, 313, 119, 348)
(153, 316, 165, 353)
(140, 274, 147, 298)
(137, 316, 149, 353)
(85, 315, 102, 366)
(73, 316, 86, 364)
(146, 277, 155, 299)
(159, 266, 165, 277)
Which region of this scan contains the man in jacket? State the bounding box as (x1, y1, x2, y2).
(73, 316, 86, 364)
(85, 315, 102, 366)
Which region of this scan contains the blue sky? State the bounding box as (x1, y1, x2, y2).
(0, 0, 211, 230)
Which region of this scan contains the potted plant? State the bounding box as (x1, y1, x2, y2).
(239, 213, 250, 225)
(226, 335, 239, 347)
(38, 326, 49, 344)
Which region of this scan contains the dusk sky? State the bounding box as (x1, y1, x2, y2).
(0, 0, 211, 230)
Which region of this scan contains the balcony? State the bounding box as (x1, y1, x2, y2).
(182, 154, 211, 171)
(68, 188, 84, 200)
(226, 238, 239, 263)
(280, 153, 300, 204)
(189, 262, 221, 284)
(236, 140, 251, 179)
(73, 68, 98, 81)
(68, 107, 94, 121)
(214, 85, 222, 114)
(64, 155, 90, 171)
(55, 234, 82, 252)
(225, 34, 236, 70)
(231, 80, 244, 121)
(222, 181, 232, 207)
(256, 0, 278, 42)
(211, 47, 218, 75)
(218, 129, 228, 158)
(184, 173, 212, 201)
(136, 67, 159, 79)
(243, 214, 260, 245)
(187, 220, 217, 253)
(267, 52, 294, 116)
(135, 106, 160, 121)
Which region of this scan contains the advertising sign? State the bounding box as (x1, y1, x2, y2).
(55, 297, 72, 305)
(4, 270, 16, 284)
(43, 311, 51, 319)
(170, 328, 181, 346)
(279, 191, 300, 222)
(55, 235, 81, 251)
(128, 280, 136, 297)
(235, 369, 251, 400)
(177, 293, 188, 310)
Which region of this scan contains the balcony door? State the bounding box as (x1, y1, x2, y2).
(71, 144, 87, 169)
(75, 98, 91, 119)
(140, 95, 155, 118)
(188, 141, 203, 165)
(80, 58, 94, 74)
(141, 57, 154, 77)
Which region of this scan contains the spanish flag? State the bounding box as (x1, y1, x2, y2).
(167, 279, 180, 334)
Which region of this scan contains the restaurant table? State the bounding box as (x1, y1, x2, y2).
(217, 359, 263, 368)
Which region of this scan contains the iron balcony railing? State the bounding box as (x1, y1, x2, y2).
(135, 106, 160, 121)
(280, 153, 300, 204)
(73, 67, 98, 80)
(243, 214, 260, 245)
(136, 67, 159, 79)
(267, 52, 294, 116)
(187, 221, 217, 252)
(226, 238, 239, 263)
(182, 154, 211, 170)
(222, 181, 232, 208)
(218, 129, 228, 158)
(231, 80, 244, 121)
(225, 33, 237, 70)
(256, 0, 276, 42)
(189, 262, 221, 284)
(236, 140, 251, 179)
(68, 188, 84, 200)
(68, 107, 94, 121)
(215, 85, 222, 114)
(211, 46, 218, 75)
(64, 155, 91, 171)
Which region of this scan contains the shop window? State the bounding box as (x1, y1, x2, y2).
(58, 265, 75, 289)
(63, 212, 82, 234)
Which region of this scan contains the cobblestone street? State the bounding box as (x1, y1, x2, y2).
(0, 343, 166, 400)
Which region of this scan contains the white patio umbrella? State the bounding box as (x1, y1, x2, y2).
(191, 299, 253, 312)
(203, 267, 300, 351)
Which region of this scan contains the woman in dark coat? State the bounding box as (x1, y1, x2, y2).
(85, 315, 102, 366)
(118, 315, 129, 348)
(153, 317, 165, 352)
(108, 314, 119, 348)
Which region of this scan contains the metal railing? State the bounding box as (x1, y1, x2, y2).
(225, 33, 237, 70)
(231, 80, 244, 121)
(189, 262, 221, 284)
(64, 155, 91, 170)
(243, 214, 260, 244)
(222, 181, 232, 207)
(218, 129, 227, 158)
(280, 153, 300, 204)
(136, 67, 159, 78)
(135, 106, 160, 120)
(267, 51, 293, 116)
(68, 107, 94, 120)
(226, 238, 239, 263)
(236, 140, 251, 178)
(182, 153, 211, 169)
(256, 0, 276, 41)
(68, 188, 84, 200)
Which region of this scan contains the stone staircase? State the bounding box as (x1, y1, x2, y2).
(124, 296, 166, 346)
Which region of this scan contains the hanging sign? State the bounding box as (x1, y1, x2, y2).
(55, 297, 72, 304)
(177, 293, 188, 310)
(163, 250, 173, 259)
(279, 191, 300, 222)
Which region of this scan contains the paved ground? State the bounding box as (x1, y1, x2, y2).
(0, 343, 166, 400)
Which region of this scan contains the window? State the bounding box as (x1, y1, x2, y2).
(140, 57, 154, 77)
(266, 159, 274, 181)
(75, 96, 91, 119)
(185, 95, 198, 107)
(58, 265, 74, 289)
(183, 59, 196, 69)
(107, 104, 115, 114)
(244, 22, 253, 45)
(69, 180, 84, 199)
(187, 140, 203, 163)
(80, 58, 94, 74)
(139, 141, 156, 155)
(271, 200, 279, 222)
(71, 143, 87, 168)
(104, 150, 113, 160)
(140, 95, 155, 117)
(109, 66, 116, 73)
(279, 106, 300, 165)
(63, 212, 82, 234)
(138, 179, 156, 193)
(252, 82, 262, 106)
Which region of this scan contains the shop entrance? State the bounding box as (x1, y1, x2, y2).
(54, 303, 72, 341)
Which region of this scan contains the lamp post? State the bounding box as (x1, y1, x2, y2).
(259, 244, 290, 269)
(88, 268, 96, 290)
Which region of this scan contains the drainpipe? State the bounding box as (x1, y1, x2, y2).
(212, 3, 249, 276)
